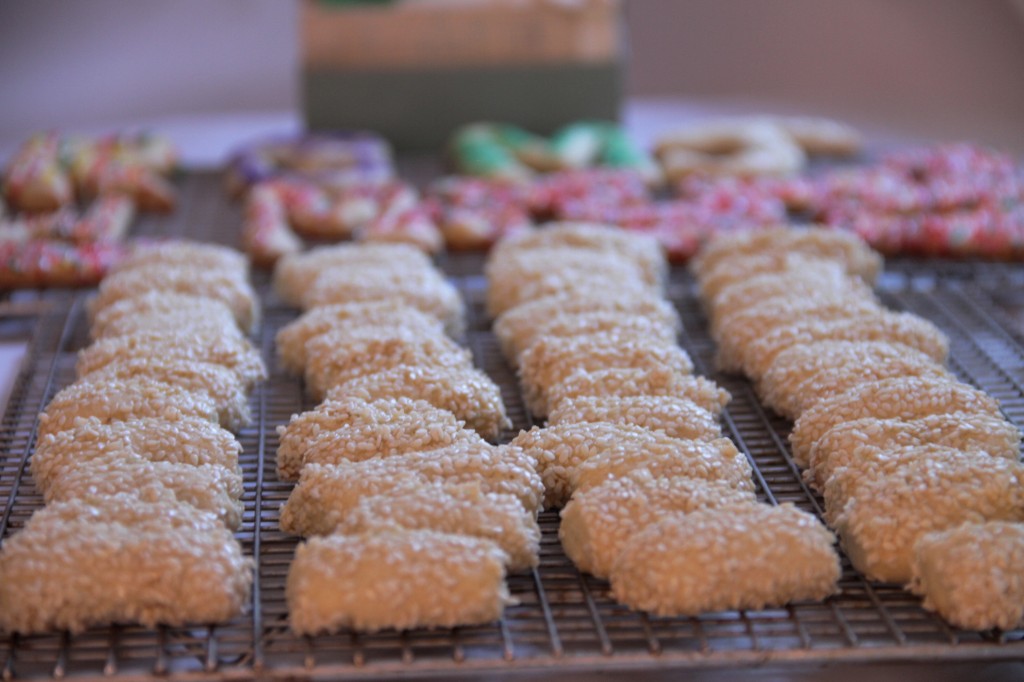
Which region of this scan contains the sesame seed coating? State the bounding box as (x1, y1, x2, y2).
(0, 496, 252, 634)
(699, 252, 859, 305)
(31, 415, 242, 527)
(287, 531, 510, 635)
(494, 292, 681, 361)
(547, 368, 730, 417)
(89, 291, 240, 340)
(560, 472, 757, 577)
(497, 310, 678, 367)
(43, 456, 243, 529)
(279, 442, 543, 535)
(513, 422, 737, 509)
(31, 416, 240, 492)
(693, 226, 881, 283)
(302, 269, 464, 335)
(39, 376, 219, 439)
(335, 483, 540, 570)
(711, 292, 880, 357)
(486, 249, 653, 317)
(76, 329, 267, 391)
(821, 444, 1020, 524)
(738, 311, 949, 380)
(609, 504, 840, 616)
(758, 340, 951, 420)
(272, 242, 432, 307)
(807, 414, 1021, 490)
(327, 365, 510, 440)
(90, 264, 259, 332)
(78, 357, 251, 432)
(911, 522, 1024, 631)
(112, 240, 249, 277)
(302, 333, 472, 401)
(707, 264, 876, 332)
(548, 394, 721, 442)
(275, 397, 481, 481)
(275, 301, 445, 374)
(491, 222, 667, 288)
(835, 453, 1024, 583)
(519, 331, 694, 417)
(570, 436, 755, 497)
(789, 376, 1001, 467)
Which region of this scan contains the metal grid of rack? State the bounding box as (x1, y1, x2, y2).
(1, 173, 1024, 680)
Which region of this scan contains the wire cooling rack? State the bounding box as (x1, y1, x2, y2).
(1, 173, 1024, 680)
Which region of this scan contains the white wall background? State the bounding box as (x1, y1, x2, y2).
(1, 0, 1022, 158)
(0, 0, 298, 160)
(624, 0, 1024, 152)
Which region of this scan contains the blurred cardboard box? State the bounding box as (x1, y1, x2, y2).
(302, 0, 623, 151)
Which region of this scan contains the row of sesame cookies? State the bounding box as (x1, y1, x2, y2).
(695, 226, 1024, 631)
(270, 243, 542, 634)
(0, 241, 265, 634)
(487, 223, 840, 616)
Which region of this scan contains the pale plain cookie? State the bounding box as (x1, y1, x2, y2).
(272, 242, 433, 307)
(326, 365, 511, 441)
(834, 456, 1024, 583)
(89, 291, 240, 339)
(78, 357, 251, 432)
(757, 340, 951, 420)
(0, 496, 252, 634)
(692, 225, 881, 284)
(806, 414, 1022, 490)
(911, 522, 1024, 631)
(275, 301, 445, 374)
(76, 329, 267, 390)
(655, 119, 806, 181)
(279, 443, 543, 535)
(560, 472, 757, 578)
(90, 264, 259, 333)
(546, 367, 730, 417)
(31, 416, 240, 491)
(275, 397, 481, 481)
(303, 333, 472, 401)
(287, 531, 510, 635)
(570, 436, 755, 496)
(38, 376, 219, 439)
(491, 222, 667, 288)
(334, 483, 540, 570)
(739, 311, 949, 381)
(609, 504, 840, 616)
(788, 376, 1001, 468)
(547, 394, 721, 442)
(518, 331, 694, 417)
(773, 116, 863, 156)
